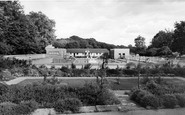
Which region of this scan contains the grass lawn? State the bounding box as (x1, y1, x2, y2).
(17, 77, 185, 90)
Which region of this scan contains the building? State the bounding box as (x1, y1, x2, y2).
(66, 49, 109, 58)
(45, 45, 109, 59)
(45, 45, 130, 60)
(45, 45, 66, 58)
(110, 48, 130, 59)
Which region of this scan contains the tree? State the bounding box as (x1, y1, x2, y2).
(150, 30, 174, 49)
(135, 35, 146, 48)
(38, 65, 48, 82)
(134, 36, 147, 55)
(0, 1, 55, 54)
(158, 46, 172, 56)
(146, 48, 159, 56)
(171, 21, 185, 55)
(27, 11, 56, 53)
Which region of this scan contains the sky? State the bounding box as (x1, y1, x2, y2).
(19, 0, 185, 46)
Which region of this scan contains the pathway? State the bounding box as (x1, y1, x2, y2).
(58, 108, 185, 115)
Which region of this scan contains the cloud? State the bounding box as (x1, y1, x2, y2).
(20, 0, 185, 46)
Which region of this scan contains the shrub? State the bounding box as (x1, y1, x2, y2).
(174, 67, 185, 77)
(54, 98, 82, 113)
(146, 80, 165, 96)
(106, 69, 121, 77)
(135, 90, 150, 103)
(84, 63, 92, 69)
(97, 89, 120, 105)
(15, 100, 39, 114)
(140, 94, 160, 109)
(130, 88, 150, 103)
(130, 88, 142, 101)
(0, 83, 8, 95)
(60, 66, 70, 73)
(0, 102, 17, 115)
(124, 69, 138, 76)
(162, 94, 177, 108)
(71, 63, 76, 69)
(78, 83, 101, 105)
(53, 99, 65, 113)
(175, 94, 185, 107)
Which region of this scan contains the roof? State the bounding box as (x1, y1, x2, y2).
(67, 49, 109, 53)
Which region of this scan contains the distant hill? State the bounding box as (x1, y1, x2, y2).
(53, 36, 126, 49)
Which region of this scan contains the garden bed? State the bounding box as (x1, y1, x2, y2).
(129, 77, 185, 109)
(0, 81, 121, 114)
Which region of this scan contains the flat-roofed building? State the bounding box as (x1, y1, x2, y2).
(110, 48, 130, 59)
(45, 45, 66, 58)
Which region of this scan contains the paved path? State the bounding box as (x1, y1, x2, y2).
(5, 76, 185, 85)
(58, 108, 185, 115)
(5, 77, 28, 85)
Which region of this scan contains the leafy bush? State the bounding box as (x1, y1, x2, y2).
(173, 67, 185, 77)
(162, 94, 177, 108)
(97, 89, 120, 105)
(135, 90, 150, 103)
(78, 83, 118, 106)
(175, 94, 185, 107)
(130, 88, 150, 103)
(0, 102, 17, 115)
(15, 100, 39, 114)
(54, 98, 82, 113)
(145, 80, 165, 96)
(0, 83, 8, 95)
(140, 94, 160, 109)
(60, 66, 70, 73)
(71, 63, 76, 69)
(84, 63, 92, 69)
(130, 88, 142, 101)
(124, 69, 138, 76)
(106, 69, 122, 77)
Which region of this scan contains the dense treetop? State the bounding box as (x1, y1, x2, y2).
(53, 35, 126, 49)
(0, 1, 56, 54)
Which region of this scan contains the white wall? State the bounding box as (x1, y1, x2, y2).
(112, 49, 130, 59)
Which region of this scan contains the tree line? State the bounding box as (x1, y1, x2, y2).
(132, 21, 185, 56)
(53, 35, 126, 49)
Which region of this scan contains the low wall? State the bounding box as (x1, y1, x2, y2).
(4, 54, 46, 60)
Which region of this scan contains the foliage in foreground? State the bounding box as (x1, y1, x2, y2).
(130, 78, 185, 109)
(0, 82, 120, 113)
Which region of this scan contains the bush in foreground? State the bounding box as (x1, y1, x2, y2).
(54, 98, 82, 113)
(0, 102, 17, 115)
(15, 100, 39, 114)
(175, 94, 185, 107)
(162, 94, 177, 108)
(140, 94, 160, 109)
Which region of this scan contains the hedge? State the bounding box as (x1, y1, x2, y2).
(140, 94, 160, 109)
